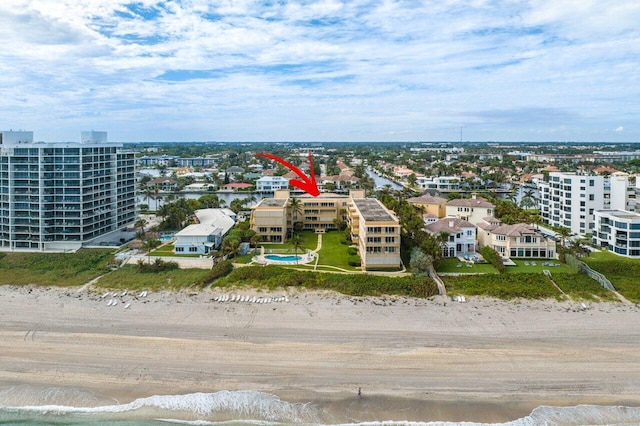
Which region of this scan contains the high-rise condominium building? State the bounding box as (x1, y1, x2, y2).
(0, 130, 135, 251)
(537, 172, 608, 236)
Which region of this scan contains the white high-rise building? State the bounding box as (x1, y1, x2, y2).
(593, 210, 640, 258)
(0, 130, 135, 251)
(609, 172, 635, 211)
(537, 172, 608, 236)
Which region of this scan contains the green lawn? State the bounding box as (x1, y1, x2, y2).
(583, 250, 640, 302)
(506, 259, 576, 274)
(261, 232, 318, 252)
(315, 230, 358, 271)
(96, 265, 210, 291)
(437, 258, 498, 274)
(0, 249, 114, 286)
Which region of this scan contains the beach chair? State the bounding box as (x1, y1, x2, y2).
(524, 261, 530, 266)
(457, 263, 462, 268)
(466, 263, 472, 268)
(532, 261, 537, 266)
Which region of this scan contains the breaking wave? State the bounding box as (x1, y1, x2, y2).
(1, 388, 640, 425)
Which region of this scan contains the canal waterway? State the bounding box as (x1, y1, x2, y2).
(365, 168, 403, 190)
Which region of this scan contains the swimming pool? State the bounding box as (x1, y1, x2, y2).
(160, 235, 174, 241)
(264, 254, 302, 262)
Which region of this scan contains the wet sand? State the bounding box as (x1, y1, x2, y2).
(1, 285, 640, 422)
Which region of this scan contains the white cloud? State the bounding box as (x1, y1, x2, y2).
(614, 126, 624, 133)
(0, 0, 638, 141)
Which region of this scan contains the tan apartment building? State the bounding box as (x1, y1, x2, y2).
(250, 190, 401, 270)
(348, 198, 401, 270)
(406, 194, 447, 218)
(249, 197, 288, 243)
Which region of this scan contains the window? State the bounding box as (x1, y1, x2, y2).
(384, 247, 396, 253)
(367, 227, 382, 233)
(385, 227, 396, 233)
(385, 236, 395, 243)
(466, 230, 473, 236)
(589, 194, 594, 201)
(189, 247, 198, 252)
(496, 235, 506, 241)
(175, 247, 184, 252)
(367, 237, 381, 243)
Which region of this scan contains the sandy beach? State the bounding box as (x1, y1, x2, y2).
(1, 284, 640, 423)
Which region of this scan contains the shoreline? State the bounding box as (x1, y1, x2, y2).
(1, 285, 640, 422)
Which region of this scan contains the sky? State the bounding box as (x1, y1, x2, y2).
(0, 1, 638, 143)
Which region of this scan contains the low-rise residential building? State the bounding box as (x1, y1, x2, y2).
(148, 178, 179, 191)
(406, 194, 447, 218)
(250, 196, 289, 243)
(348, 198, 401, 270)
(446, 194, 495, 225)
(250, 190, 401, 270)
(425, 217, 476, 257)
(415, 175, 461, 191)
(256, 176, 289, 193)
(477, 219, 556, 259)
(319, 175, 360, 192)
(593, 210, 640, 258)
(174, 209, 236, 254)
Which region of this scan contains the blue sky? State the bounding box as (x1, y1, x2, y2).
(0, 0, 638, 142)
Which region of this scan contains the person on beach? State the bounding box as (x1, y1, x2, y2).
(357, 387, 361, 398)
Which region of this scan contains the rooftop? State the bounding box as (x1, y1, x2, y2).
(352, 199, 397, 222)
(597, 209, 640, 220)
(426, 217, 475, 234)
(257, 198, 288, 208)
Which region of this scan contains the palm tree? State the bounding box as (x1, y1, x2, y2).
(221, 238, 241, 258)
(250, 233, 262, 254)
(556, 227, 572, 249)
(288, 197, 303, 239)
(134, 218, 148, 240)
(289, 234, 303, 264)
(143, 237, 160, 265)
(520, 189, 537, 210)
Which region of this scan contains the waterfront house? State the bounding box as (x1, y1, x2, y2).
(173, 209, 236, 255)
(425, 217, 476, 258)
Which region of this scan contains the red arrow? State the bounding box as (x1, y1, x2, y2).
(255, 152, 320, 197)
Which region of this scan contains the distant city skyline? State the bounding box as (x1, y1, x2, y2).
(1, 1, 638, 143)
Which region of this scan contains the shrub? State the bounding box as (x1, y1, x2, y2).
(347, 255, 361, 267)
(137, 258, 179, 273)
(443, 274, 558, 299)
(216, 265, 438, 298)
(200, 260, 234, 286)
(480, 246, 505, 273)
(347, 247, 358, 256)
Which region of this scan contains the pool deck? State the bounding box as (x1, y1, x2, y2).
(254, 248, 316, 266)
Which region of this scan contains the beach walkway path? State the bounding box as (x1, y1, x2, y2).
(428, 265, 447, 297)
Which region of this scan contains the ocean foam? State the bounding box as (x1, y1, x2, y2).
(1, 390, 321, 423)
(3, 390, 640, 425)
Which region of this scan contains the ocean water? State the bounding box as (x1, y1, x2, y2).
(1, 388, 640, 426)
